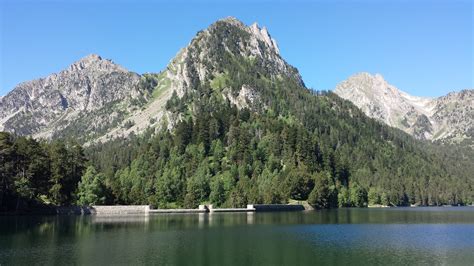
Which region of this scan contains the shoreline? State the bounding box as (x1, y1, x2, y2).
(0, 204, 307, 216)
(2, 204, 472, 216)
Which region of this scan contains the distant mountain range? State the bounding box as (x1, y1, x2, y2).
(0, 17, 301, 145)
(334, 73, 473, 144)
(0, 17, 472, 147)
(1, 17, 473, 208)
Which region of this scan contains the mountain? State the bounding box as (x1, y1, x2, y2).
(1, 17, 473, 210)
(334, 73, 473, 143)
(0, 17, 301, 145)
(0, 54, 146, 142)
(86, 17, 472, 207)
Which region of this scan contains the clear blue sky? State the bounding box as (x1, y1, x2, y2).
(1, 0, 472, 97)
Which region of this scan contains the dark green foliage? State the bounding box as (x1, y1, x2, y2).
(368, 187, 381, 205)
(3, 20, 472, 211)
(0, 133, 86, 211)
(123, 120, 135, 129)
(83, 37, 474, 208)
(308, 172, 330, 209)
(285, 167, 314, 200)
(76, 166, 106, 205)
(337, 187, 350, 207)
(11, 137, 50, 202)
(209, 177, 226, 207)
(84, 87, 473, 208)
(48, 140, 86, 205)
(0, 132, 15, 209)
(184, 161, 211, 208)
(349, 182, 368, 207)
(228, 177, 251, 208)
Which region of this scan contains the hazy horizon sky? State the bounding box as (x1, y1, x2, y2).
(1, 0, 472, 97)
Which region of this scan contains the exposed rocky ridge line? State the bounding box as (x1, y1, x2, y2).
(0, 54, 143, 138)
(169, 16, 303, 97)
(4, 17, 469, 146)
(96, 17, 301, 142)
(334, 72, 473, 143)
(0, 17, 303, 144)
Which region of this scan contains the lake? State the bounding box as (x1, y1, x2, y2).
(1, 207, 473, 265)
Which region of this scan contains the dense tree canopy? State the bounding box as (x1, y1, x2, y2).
(85, 87, 473, 208)
(83, 24, 473, 208)
(0, 132, 86, 211)
(1, 21, 472, 211)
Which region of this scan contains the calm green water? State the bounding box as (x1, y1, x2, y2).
(1, 207, 474, 265)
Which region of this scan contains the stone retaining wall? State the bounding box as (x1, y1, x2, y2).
(91, 205, 151, 215)
(48, 204, 305, 215)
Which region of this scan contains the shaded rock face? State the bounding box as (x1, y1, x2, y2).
(334, 73, 473, 143)
(0, 17, 303, 144)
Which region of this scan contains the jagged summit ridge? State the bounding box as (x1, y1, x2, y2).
(217, 16, 243, 24)
(0, 17, 305, 143)
(67, 54, 128, 73)
(168, 17, 302, 96)
(334, 72, 473, 143)
(97, 17, 298, 142)
(216, 15, 281, 53)
(224, 17, 281, 56)
(0, 53, 142, 138)
(249, 22, 280, 54)
(3, 17, 469, 146)
(69, 54, 103, 70)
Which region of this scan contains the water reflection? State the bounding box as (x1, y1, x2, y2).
(1, 207, 473, 265)
(92, 215, 150, 225)
(1, 207, 473, 235)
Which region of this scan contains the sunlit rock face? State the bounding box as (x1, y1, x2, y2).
(0, 17, 304, 144)
(335, 73, 473, 143)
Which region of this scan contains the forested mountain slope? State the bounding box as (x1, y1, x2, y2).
(87, 18, 473, 208)
(1, 17, 472, 212)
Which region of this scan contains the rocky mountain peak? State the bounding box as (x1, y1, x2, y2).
(343, 72, 390, 92)
(80, 53, 102, 61)
(335, 73, 473, 143)
(217, 16, 246, 27)
(93, 17, 302, 143)
(0, 53, 142, 139)
(440, 89, 473, 101)
(249, 22, 280, 55)
(202, 17, 282, 59)
(67, 54, 126, 73)
(166, 17, 302, 98)
(0, 17, 471, 148)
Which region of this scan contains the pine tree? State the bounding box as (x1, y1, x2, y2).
(77, 166, 106, 206)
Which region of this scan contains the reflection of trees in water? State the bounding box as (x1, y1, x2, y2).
(3, 208, 473, 240)
(92, 215, 150, 225)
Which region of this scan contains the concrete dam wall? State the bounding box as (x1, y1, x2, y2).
(55, 205, 151, 215)
(91, 205, 151, 215)
(53, 204, 307, 215)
